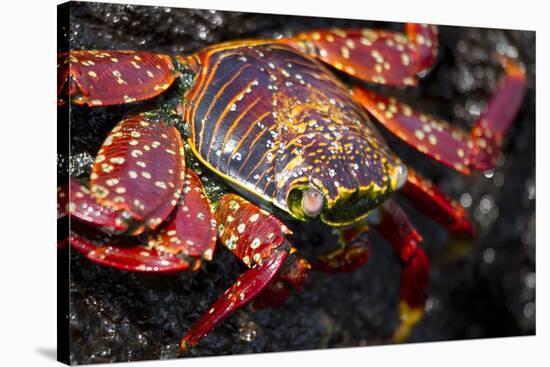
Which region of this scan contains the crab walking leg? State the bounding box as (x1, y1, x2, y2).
(373, 199, 429, 342)
(252, 253, 311, 309)
(353, 57, 527, 175)
(469, 57, 527, 170)
(181, 248, 289, 351)
(57, 50, 178, 106)
(312, 242, 371, 273)
(404, 23, 439, 74)
(402, 168, 474, 237)
(311, 223, 372, 273)
(180, 194, 295, 351)
(283, 23, 438, 86)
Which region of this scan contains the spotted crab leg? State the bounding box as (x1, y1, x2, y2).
(353, 57, 527, 174)
(253, 224, 372, 308)
(402, 168, 474, 237)
(252, 253, 311, 309)
(67, 112, 210, 273)
(70, 177, 131, 234)
(57, 50, 177, 106)
(70, 223, 192, 273)
(87, 113, 186, 235)
(311, 223, 371, 273)
(373, 199, 429, 343)
(147, 169, 217, 270)
(70, 168, 216, 272)
(283, 23, 438, 86)
(180, 194, 295, 351)
(469, 57, 528, 170)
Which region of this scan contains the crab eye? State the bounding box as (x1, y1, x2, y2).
(301, 187, 324, 217)
(394, 163, 408, 190)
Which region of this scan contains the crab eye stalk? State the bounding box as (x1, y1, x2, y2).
(393, 163, 409, 190)
(302, 187, 324, 217)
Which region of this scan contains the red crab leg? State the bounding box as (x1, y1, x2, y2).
(252, 253, 311, 309)
(469, 57, 527, 170)
(283, 23, 438, 86)
(353, 57, 527, 174)
(69, 169, 214, 272)
(69, 178, 130, 234)
(58, 50, 177, 107)
(148, 169, 217, 266)
(214, 194, 293, 268)
(311, 223, 371, 273)
(181, 247, 288, 351)
(374, 199, 429, 343)
(312, 242, 371, 273)
(402, 168, 474, 237)
(405, 23, 439, 73)
(88, 113, 185, 235)
(254, 224, 371, 308)
(180, 194, 294, 351)
(70, 223, 191, 273)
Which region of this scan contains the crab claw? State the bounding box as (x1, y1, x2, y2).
(89, 113, 185, 235)
(70, 222, 191, 273)
(58, 50, 177, 106)
(148, 169, 217, 263)
(69, 169, 215, 273)
(69, 178, 130, 234)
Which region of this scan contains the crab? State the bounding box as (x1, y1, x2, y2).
(57, 22, 527, 351)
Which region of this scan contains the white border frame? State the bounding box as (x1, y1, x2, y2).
(0, 0, 544, 366)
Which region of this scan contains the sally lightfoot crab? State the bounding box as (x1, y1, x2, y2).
(57, 23, 526, 351)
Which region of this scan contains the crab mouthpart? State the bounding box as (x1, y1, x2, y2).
(302, 187, 325, 218)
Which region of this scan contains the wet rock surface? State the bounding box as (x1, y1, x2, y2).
(61, 2, 535, 364)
